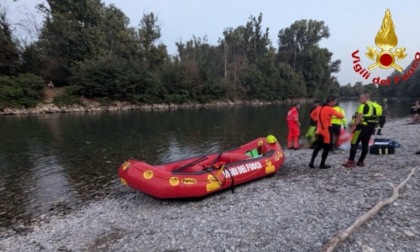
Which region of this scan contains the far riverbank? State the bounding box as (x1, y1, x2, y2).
(0, 98, 312, 116)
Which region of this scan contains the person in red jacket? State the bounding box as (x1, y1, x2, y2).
(309, 96, 344, 169)
(286, 103, 301, 150)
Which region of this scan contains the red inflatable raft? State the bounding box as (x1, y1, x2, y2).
(118, 136, 285, 199)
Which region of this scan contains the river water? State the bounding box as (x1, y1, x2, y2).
(0, 99, 413, 228)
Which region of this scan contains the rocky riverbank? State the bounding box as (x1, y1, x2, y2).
(0, 86, 313, 116)
(0, 98, 311, 116)
(0, 118, 419, 251)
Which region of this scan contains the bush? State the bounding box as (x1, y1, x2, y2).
(70, 56, 144, 100)
(163, 93, 189, 104)
(0, 74, 45, 108)
(53, 93, 81, 106)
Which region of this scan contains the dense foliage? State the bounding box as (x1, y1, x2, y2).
(338, 60, 420, 98)
(0, 74, 45, 108)
(0, 1, 418, 108)
(377, 59, 420, 98)
(0, 11, 20, 75)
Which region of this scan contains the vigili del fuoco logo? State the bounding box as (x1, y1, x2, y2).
(351, 9, 420, 85)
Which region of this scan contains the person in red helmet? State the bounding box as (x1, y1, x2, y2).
(286, 103, 301, 150)
(309, 96, 344, 169)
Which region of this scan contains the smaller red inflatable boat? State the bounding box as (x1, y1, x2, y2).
(118, 135, 285, 199)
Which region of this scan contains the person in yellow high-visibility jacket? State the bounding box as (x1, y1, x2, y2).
(330, 103, 346, 151)
(343, 93, 377, 168)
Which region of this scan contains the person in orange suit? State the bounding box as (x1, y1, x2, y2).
(286, 103, 301, 150)
(309, 96, 344, 169)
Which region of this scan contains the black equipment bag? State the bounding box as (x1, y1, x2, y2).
(369, 144, 395, 155)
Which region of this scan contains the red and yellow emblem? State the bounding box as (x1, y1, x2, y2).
(365, 9, 406, 72)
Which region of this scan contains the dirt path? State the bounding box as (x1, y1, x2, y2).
(42, 87, 66, 103)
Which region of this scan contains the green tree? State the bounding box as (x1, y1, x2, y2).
(0, 9, 20, 75)
(3, 2, 349, 106)
(219, 13, 273, 99)
(176, 36, 225, 101)
(100, 4, 140, 61)
(221, 26, 247, 97)
(277, 20, 329, 70)
(35, 0, 106, 85)
(363, 83, 379, 97)
(20, 43, 42, 75)
(277, 62, 306, 99)
(138, 12, 166, 70)
(378, 60, 420, 98)
(277, 19, 340, 97)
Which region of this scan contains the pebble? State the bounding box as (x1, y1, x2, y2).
(404, 230, 415, 237)
(362, 245, 375, 252)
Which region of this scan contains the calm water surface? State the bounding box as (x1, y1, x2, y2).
(0, 100, 413, 228)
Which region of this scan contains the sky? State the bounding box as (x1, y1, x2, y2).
(3, 0, 420, 86)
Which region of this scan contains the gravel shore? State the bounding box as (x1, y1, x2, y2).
(1, 118, 419, 252)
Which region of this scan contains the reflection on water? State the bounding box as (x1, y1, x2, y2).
(26, 150, 76, 215)
(158, 133, 222, 163)
(0, 100, 413, 228)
